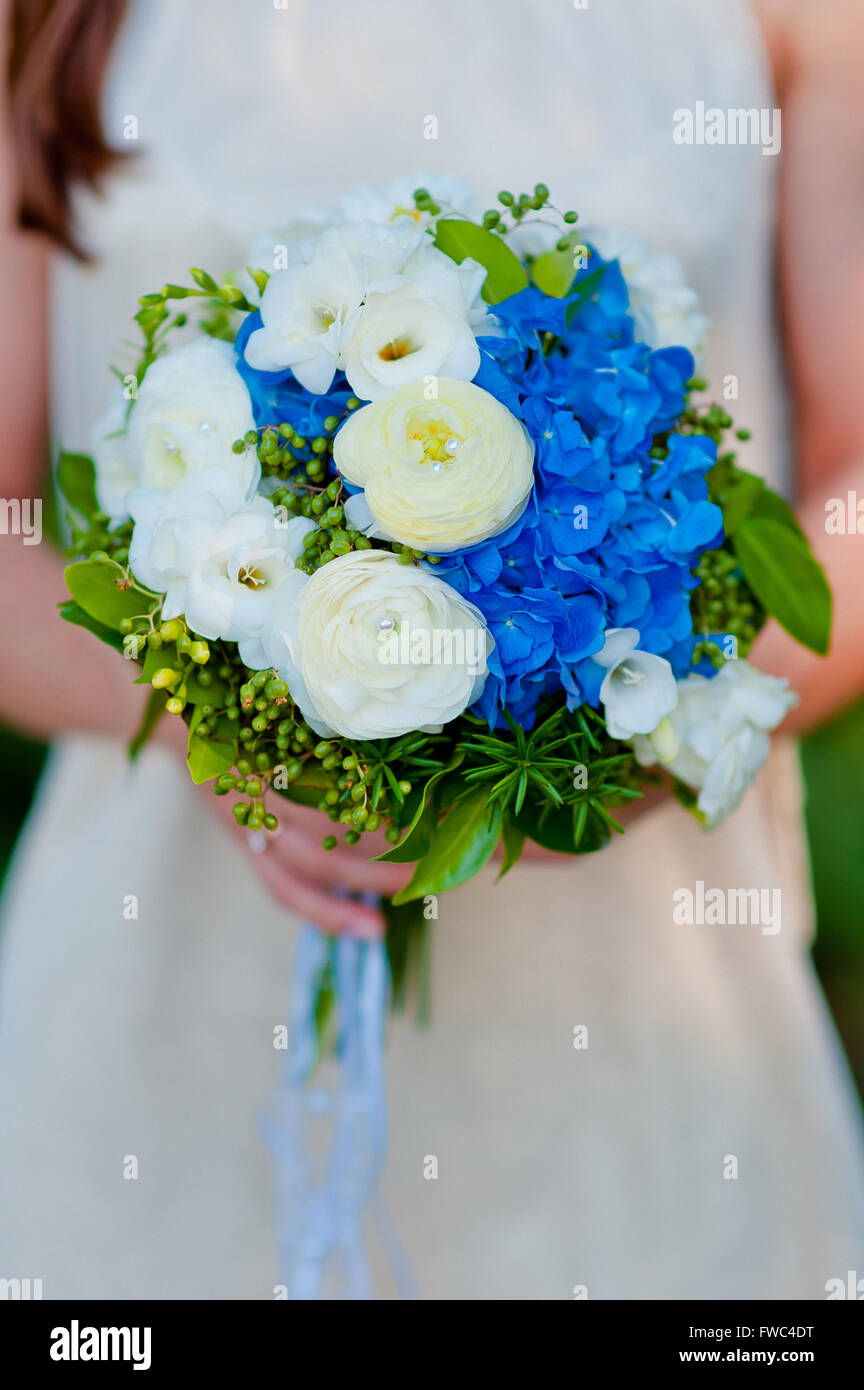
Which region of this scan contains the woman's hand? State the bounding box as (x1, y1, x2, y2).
(204, 784, 413, 939)
(154, 702, 408, 938)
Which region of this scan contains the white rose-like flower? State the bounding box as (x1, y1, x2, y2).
(339, 245, 488, 400)
(631, 659, 798, 828)
(257, 549, 492, 739)
(126, 337, 258, 498)
(91, 338, 257, 521)
(581, 226, 709, 358)
(593, 627, 678, 740)
(92, 388, 135, 522)
(128, 468, 314, 653)
(335, 378, 535, 553)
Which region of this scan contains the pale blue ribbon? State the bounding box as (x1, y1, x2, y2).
(261, 911, 419, 1299)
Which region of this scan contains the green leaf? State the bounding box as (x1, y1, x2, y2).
(128, 686, 166, 761)
(514, 797, 612, 855)
(65, 559, 154, 631)
(134, 644, 168, 684)
(496, 821, 526, 880)
(433, 220, 528, 304)
(393, 789, 503, 903)
(707, 458, 804, 541)
(186, 707, 236, 784)
(185, 670, 227, 706)
(749, 485, 805, 540)
(57, 452, 98, 519)
(58, 599, 125, 652)
(373, 754, 464, 863)
(712, 469, 764, 536)
(531, 232, 588, 298)
(733, 517, 831, 655)
(273, 763, 334, 808)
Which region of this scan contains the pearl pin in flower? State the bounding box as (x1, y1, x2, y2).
(377, 615, 395, 632)
(199, 420, 212, 433)
(444, 436, 460, 455)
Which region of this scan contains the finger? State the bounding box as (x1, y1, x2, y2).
(253, 852, 385, 940)
(268, 823, 412, 897)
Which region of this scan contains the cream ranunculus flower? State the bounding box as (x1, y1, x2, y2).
(258, 548, 492, 739)
(334, 378, 535, 554)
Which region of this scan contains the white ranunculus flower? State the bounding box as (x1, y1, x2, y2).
(631, 659, 798, 828)
(128, 468, 314, 650)
(337, 172, 482, 229)
(581, 226, 709, 357)
(335, 378, 535, 553)
(258, 548, 492, 739)
(92, 337, 258, 521)
(593, 627, 678, 740)
(340, 245, 488, 400)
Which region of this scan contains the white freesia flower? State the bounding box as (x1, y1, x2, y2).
(631, 659, 798, 828)
(340, 245, 488, 399)
(243, 222, 423, 394)
(593, 627, 678, 740)
(128, 469, 314, 652)
(243, 227, 368, 393)
(92, 338, 258, 521)
(335, 378, 534, 553)
(337, 172, 481, 229)
(580, 227, 709, 357)
(257, 548, 492, 739)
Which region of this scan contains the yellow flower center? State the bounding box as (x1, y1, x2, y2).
(407, 417, 464, 468)
(378, 336, 415, 362)
(238, 564, 266, 590)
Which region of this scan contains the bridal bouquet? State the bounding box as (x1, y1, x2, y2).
(60, 175, 830, 1001)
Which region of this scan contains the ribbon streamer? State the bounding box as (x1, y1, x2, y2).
(261, 918, 392, 1300)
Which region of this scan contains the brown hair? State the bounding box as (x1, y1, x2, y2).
(6, 0, 130, 257)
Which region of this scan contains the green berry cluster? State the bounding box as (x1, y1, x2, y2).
(692, 549, 763, 658)
(649, 387, 764, 663)
(70, 511, 132, 565)
(477, 184, 578, 236)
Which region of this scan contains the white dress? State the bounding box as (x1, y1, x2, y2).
(1, 0, 863, 1300)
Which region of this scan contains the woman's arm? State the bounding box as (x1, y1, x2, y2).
(752, 0, 864, 731)
(0, 47, 152, 742)
(0, 71, 405, 933)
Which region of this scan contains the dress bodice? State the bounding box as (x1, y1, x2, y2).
(51, 0, 787, 488)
